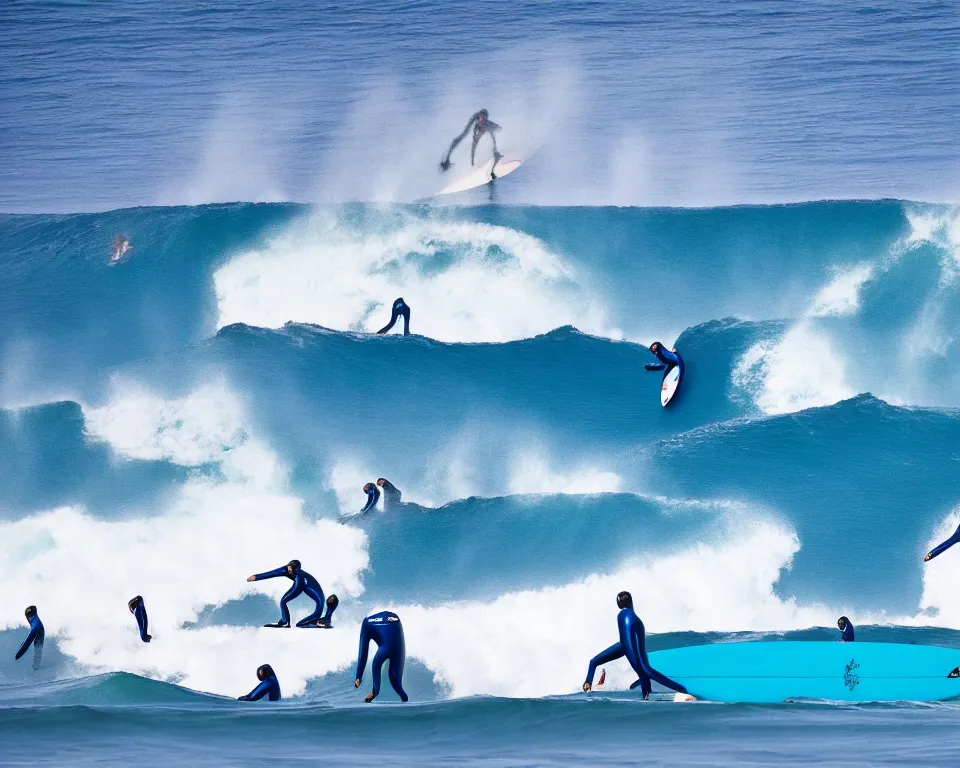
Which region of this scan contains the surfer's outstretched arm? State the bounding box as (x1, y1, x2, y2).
(355, 617, 373, 684)
(924, 524, 960, 561)
(247, 565, 290, 581)
(644, 363, 666, 372)
(361, 483, 380, 514)
(583, 642, 624, 690)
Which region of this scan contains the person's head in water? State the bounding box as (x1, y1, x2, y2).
(363, 482, 375, 493)
(128, 596, 143, 612)
(24, 605, 37, 620)
(286, 559, 301, 578)
(616, 591, 633, 610)
(257, 664, 276, 681)
(837, 616, 850, 631)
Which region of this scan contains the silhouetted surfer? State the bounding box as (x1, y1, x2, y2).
(377, 298, 411, 335)
(238, 664, 281, 701)
(355, 611, 409, 702)
(15, 605, 44, 669)
(838, 616, 855, 642)
(361, 482, 381, 514)
(582, 591, 687, 699)
(128, 595, 152, 642)
(440, 109, 503, 175)
(924, 522, 960, 562)
(376, 478, 402, 511)
(246, 559, 337, 628)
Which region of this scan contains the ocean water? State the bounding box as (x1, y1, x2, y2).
(4, 2, 960, 767)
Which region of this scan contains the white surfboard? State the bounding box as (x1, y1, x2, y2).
(437, 155, 523, 196)
(660, 365, 682, 407)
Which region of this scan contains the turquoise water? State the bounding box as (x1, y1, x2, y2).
(4, 1, 960, 765)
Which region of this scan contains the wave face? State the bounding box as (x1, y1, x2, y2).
(3, 199, 960, 763)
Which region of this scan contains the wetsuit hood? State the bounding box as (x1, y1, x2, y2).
(25, 605, 37, 620)
(257, 664, 276, 681)
(326, 595, 340, 618)
(616, 591, 633, 610)
(286, 559, 301, 577)
(838, 616, 849, 630)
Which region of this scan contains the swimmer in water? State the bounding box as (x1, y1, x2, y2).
(439, 109, 503, 174)
(360, 482, 381, 514)
(376, 478, 402, 511)
(246, 559, 336, 628)
(838, 616, 855, 642)
(583, 591, 688, 699)
(128, 595, 152, 642)
(377, 298, 411, 336)
(112, 235, 132, 262)
(924, 522, 960, 562)
(238, 664, 281, 701)
(15, 605, 45, 670)
(355, 611, 409, 702)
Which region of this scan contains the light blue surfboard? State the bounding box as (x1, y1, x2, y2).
(649, 641, 960, 703)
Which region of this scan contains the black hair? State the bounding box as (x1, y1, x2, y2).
(287, 560, 301, 571)
(257, 664, 276, 680)
(616, 591, 633, 609)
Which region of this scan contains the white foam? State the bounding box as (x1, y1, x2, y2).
(733, 323, 856, 415)
(0, 383, 371, 697)
(507, 453, 622, 496)
(807, 263, 875, 318)
(395, 518, 835, 698)
(213, 213, 620, 343)
(916, 508, 960, 625)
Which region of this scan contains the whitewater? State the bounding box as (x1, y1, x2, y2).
(4, 0, 960, 765)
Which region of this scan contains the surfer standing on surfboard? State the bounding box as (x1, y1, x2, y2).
(439, 109, 503, 175)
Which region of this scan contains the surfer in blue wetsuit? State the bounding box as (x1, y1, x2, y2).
(838, 616, 855, 642)
(128, 595, 151, 643)
(439, 109, 503, 175)
(924, 522, 960, 562)
(377, 298, 411, 336)
(15, 605, 44, 669)
(246, 560, 337, 628)
(582, 591, 687, 699)
(355, 611, 409, 702)
(238, 664, 281, 701)
(361, 482, 381, 514)
(376, 478, 403, 511)
(645, 341, 684, 382)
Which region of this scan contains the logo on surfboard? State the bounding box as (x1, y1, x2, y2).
(844, 659, 860, 691)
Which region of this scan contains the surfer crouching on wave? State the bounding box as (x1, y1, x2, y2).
(583, 591, 688, 699)
(645, 342, 684, 382)
(246, 560, 337, 628)
(439, 109, 503, 174)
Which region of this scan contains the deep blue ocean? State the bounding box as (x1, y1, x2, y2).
(3, 2, 960, 766)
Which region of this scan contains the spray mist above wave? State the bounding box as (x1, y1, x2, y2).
(213, 209, 620, 343)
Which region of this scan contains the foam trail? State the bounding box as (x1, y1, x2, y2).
(807, 264, 875, 318)
(214, 212, 619, 342)
(508, 453, 622, 495)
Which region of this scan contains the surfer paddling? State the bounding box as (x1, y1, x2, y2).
(439, 109, 503, 175)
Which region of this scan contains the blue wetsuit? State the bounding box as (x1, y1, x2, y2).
(361, 485, 380, 514)
(239, 674, 281, 701)
(252, 565, 328, 627)
(377, 298, 411, 336)
(585, 607, 687, 697)
(16, 614, 45, 669)
(645, 345, 685, 382)
(356, 611, 409, 702)
(840, 620, 855, 642)
(926, 523, 960, 562)
(131, 599, 151, 642)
